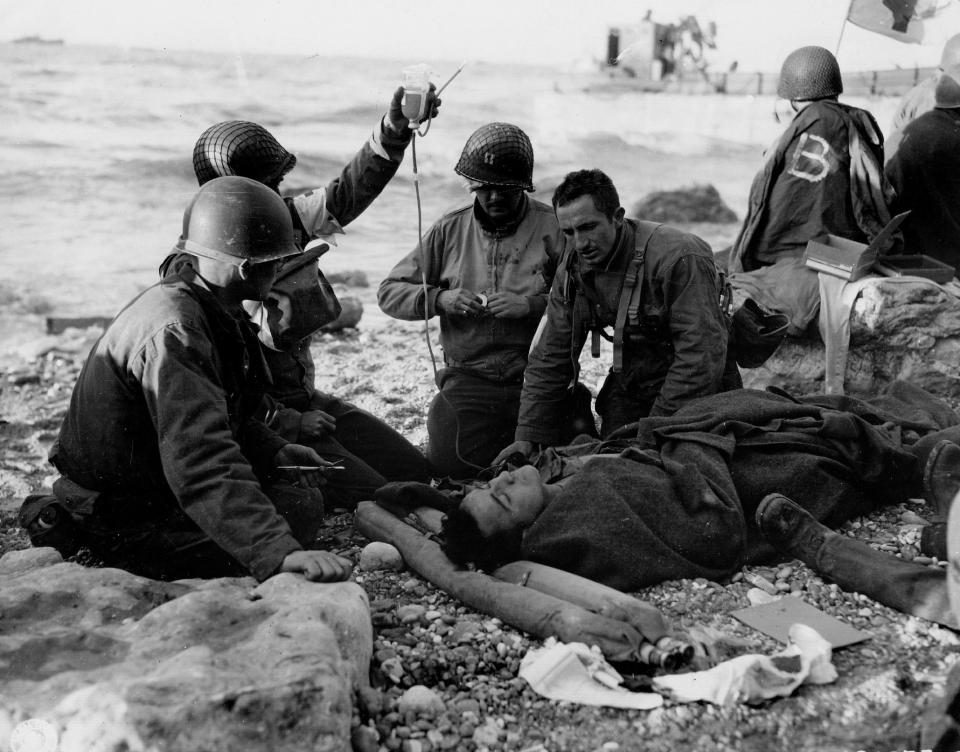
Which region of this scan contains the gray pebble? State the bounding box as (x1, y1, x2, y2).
(399, 604, 427, 624)
(359, 542, 404, 571)
(350, 725, 379, 752)
(397, 685, 445, 717)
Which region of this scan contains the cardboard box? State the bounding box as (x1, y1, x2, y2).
(803, 235, 878, 281)
(802, 211, 910, 282)
(874, 254, 956, 284)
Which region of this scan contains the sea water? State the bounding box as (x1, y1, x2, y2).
(0, 42, 902, 318)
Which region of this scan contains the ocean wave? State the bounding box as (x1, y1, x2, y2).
(554, 129, 759, 161)
(176, 103, 293, 131)
(0, 43, 793, 313)
(291, 103, 386, 125)
(107, 156, 194, 182)
(16, 67, 74, 78)
(2, 137, 65, 150)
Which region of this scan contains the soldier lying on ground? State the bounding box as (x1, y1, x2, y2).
(438, 384, 960, 614)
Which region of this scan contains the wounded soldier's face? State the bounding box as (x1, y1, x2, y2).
(460, 465, 547, 538)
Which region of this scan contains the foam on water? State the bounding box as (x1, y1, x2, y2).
(0, 42, 904, 317)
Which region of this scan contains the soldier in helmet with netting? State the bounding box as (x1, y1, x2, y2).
(21, 178, 354, 583)
(725, 45, 899, 337)
(171, 87, 439, 511)
(378, 122, 566, 478)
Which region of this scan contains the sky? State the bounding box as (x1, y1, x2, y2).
(4, 0, 959, 73)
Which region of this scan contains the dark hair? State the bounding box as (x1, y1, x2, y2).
(441, 503, 523, 572)
(551, 169, 621, 220)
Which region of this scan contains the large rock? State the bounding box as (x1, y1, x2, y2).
(320, 284, 363, 332)
(630, 184, 738, 224)
(0, 549, 371, 752)
(741, 279, 960, 398)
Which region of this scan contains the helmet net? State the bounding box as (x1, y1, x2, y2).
(454, 123, 534, 190)
(777, 46, 842, 101)
(193, 121, 296, 186)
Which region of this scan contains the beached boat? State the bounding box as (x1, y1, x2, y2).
(595, 15, 935, 97)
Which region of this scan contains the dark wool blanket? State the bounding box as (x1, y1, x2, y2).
(520, 384, 959, 592)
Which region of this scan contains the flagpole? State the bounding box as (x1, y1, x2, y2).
(836, 0, 855, 55)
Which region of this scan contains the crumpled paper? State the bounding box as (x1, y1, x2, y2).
(653, 623, 837, 705)
(519, 638, 663, 710)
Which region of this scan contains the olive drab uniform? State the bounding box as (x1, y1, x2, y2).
(516, 219, 739, 445)
(379, 122, 569, 478)
(378, 195, 563, 477)
(185, 117, 433, 507)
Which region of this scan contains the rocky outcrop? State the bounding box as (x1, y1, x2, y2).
(630, 184, 738, 224)
(741, 279, 960, 398)
(0, 548, 371, 752)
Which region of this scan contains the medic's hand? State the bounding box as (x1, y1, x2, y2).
(299, 410, 337, 441)
(492, 440, 538, 466)
(387, 84, 442, 135)
(437, 288, 484, 317)
(280, 550, 353, 582)
(485, 292, 531, 319)
(274, 444, 334, 488)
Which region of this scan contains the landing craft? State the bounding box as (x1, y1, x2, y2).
(601, 13, 722, 93)
(592, 11, 939, 98)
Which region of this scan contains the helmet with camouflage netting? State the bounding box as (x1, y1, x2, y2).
(193, 121, 297, 187)
(777, 46, 843, 101)
(454, 122, 534, 191)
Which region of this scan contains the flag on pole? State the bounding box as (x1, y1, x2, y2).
(846, 0, 952, 43)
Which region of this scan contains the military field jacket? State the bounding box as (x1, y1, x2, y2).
(516, 220, 730, 444)
(378, 197, 562, 383)
(52, 267, 299, 580)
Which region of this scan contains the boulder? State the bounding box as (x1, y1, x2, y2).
(741, 279, 960, 398)
(321, 284, 363, 332)
(325, 270, 369, 288)
(0, 549, 371, 752)
(630, 184, 738, 224)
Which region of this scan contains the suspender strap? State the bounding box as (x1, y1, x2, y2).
(572, 260, 606, 358)
(612, 221, 661, 372)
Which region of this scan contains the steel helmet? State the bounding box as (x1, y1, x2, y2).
(935, 73, 960, 108)
(454, 123, 534, 191)
(935, 34, 960, 108)
(777, 46, 843, 101)
(192, 121, 297, 187)
(941, 33, 960, 68)
(181, 176, 301, 266)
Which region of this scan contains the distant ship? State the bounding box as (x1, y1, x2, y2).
(12, 35, 64, 46)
